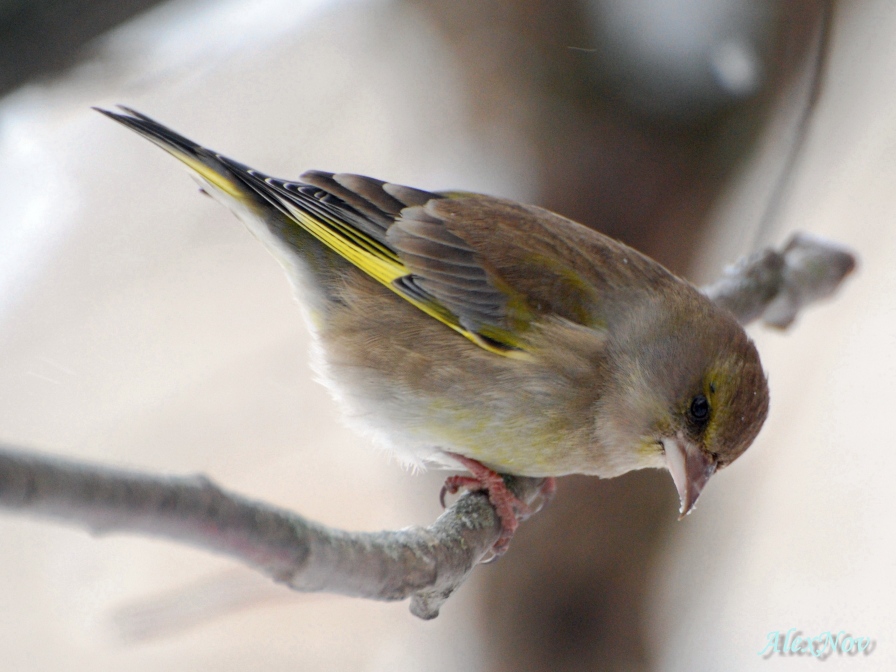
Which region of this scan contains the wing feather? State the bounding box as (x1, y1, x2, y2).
(213, 160, 526, 354)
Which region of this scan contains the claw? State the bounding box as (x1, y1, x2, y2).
(439, 475, 481, 508)
(439, 452, 549, 558)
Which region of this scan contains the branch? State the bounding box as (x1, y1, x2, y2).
(702, 231, 856, 327)
(0, 232, 855, 619)
(0, 445, 545, 619)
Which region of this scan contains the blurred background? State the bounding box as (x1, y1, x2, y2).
(0, 0, 890, 669)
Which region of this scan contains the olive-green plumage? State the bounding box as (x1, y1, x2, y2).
(99, 106, 769, 516)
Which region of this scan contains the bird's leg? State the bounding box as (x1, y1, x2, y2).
(439, 452, 556, 557)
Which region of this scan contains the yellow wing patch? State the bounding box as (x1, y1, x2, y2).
(271, 190, 530, 359)
(178, 154, 245, 199)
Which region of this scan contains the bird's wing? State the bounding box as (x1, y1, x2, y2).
(389, 195, 621, 333)
(99, 107, 635, 357)
(244, 171, 551, 356)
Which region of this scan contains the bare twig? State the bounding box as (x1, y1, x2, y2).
(0, 445, 545, 619)
(0, 233, 856, 618)
(702, 231, 856, 328)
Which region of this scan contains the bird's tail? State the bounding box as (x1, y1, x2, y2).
(95, 106, 257, 205)
(96, 105, 357, 318)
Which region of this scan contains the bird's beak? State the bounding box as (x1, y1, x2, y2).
(662, 434, 717, 518)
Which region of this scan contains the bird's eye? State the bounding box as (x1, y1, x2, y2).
(689, 394, 710, 424)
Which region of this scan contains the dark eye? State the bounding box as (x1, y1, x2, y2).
(689, 394, 710, 424)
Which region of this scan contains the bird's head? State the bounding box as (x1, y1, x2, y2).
(603, 293, 769, 516)
(658, 336, 768, 517)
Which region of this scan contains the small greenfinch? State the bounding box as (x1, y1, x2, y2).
(99, 107, 769, 553)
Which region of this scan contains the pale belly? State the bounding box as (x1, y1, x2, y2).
(309, 315, 605, 477)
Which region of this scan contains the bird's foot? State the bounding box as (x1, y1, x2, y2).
(439, 452, 556, 558)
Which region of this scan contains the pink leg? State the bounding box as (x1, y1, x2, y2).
(440, 453, 555, 557)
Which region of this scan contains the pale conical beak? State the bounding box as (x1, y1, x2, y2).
(663, 435, 717, 518)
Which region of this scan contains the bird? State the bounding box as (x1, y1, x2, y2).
(97, 106, 769, 555)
